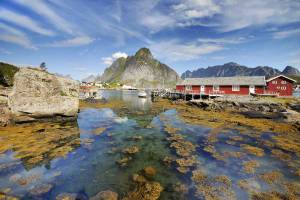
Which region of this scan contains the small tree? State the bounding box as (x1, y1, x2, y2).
(40, 62, 47, 71)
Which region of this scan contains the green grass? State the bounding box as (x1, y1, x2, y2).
(0, 62, 19, 86)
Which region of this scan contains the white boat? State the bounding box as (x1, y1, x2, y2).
(138, 90, 147, 98)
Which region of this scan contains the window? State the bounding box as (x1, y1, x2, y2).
(276, 86, 280, 89)
(281, 86, 286, 90)
(232, 85, 240, 91)
(186, 85, 192, 90)
(272, 80, 277, 84)
(281, 81, 287, 84)
(213, 85, 219, 91)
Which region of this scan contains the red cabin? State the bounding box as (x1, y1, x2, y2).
(176, 75, 296, 97)
(265, 75, 296, 96)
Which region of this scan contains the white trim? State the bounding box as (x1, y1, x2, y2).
(232, 85, 240, 91)
(266, 75, 297, 83)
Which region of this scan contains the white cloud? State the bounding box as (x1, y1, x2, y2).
(197, 37, 248, 44)
(0, 22, 35, 49)
(272, 28, 300, 39)
(140, 13, 175, 33)
(173, 0, 220, 19)
(139, 0, 300, 33)
(13, 0, 74, 34)
(149, 40, 223, 61)
(102, 51, 128, 66)
(48, 36, 94, 47)
(0, 9, 55, 36)
(112, 52, 128, 59)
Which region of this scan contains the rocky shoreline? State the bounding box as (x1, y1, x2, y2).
(180, 95, 300, 125)
(0, 67, 79, 126)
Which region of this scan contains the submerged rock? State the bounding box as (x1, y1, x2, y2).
(90, 190, 118, 200)
(122, 181, 163, 200)
(143, 166, 157, 176)
(8, 67, 79, 123)
(56, 193, 78, 200)
(132, 174, 147, 183)
(122, 146, 140, 154)
(116, 157, 132, 167)
(29, 183, 53, 196)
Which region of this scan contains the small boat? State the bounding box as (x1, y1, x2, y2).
(138, 90, 147, 98)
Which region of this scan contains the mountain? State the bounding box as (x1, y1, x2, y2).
(282, 66, 300, 76)
(82, 74, 97, 82)
(181, 62, 298, 79)
(97, 48, 180, 88)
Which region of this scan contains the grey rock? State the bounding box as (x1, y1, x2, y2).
(8, 68, 79, 121)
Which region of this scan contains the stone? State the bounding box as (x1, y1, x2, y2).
(122, 146, 139, 154)
(90, 190, 118, 200)
(144, 166, 157, 176)
(132, 174, 147, 183)
(116, 157, 132, 167)
(8, 68, 79, 122)
(29, 183, 53, 196)
(122, 181, 163, 200)
(56, 193, 78, 200)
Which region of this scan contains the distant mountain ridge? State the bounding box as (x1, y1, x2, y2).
(181, 62, 299, 79)
(96, 48, 180, 88)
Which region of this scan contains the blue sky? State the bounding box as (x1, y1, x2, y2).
(0, 0, 300, 80)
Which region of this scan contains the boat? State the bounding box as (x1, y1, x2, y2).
(138, 90, 147, 98)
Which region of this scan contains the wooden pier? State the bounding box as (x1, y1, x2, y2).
(151, 89, 223, 101)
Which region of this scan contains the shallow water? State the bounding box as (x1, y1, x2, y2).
(0, 90, 300, 199)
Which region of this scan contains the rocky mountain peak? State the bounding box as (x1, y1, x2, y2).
(134, 47, 153, 60)
(282, 66, 300, 76)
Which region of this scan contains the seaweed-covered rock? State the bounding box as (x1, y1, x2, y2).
(122, 181, 163, 200)
(90, 190, 118, 200)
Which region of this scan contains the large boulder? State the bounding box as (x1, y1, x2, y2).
(8, 68, 79, 121)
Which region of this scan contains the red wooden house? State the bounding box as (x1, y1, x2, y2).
(176, 75, 296, 97)
(265, 75, 296, 96)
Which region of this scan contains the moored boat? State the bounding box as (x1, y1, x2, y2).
(138, 90, 147, 98)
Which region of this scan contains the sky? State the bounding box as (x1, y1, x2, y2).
(0, 0, 300, 80)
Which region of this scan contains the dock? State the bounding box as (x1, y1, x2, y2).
(151, 89, 224, 101)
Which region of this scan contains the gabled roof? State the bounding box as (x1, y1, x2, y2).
(179, 76, 266, 86)
(266, 74, 297, 83)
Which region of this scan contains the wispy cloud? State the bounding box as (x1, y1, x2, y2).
(149, 40, 223, 61)
(272, 28, 300, 39)
(0, 9, 55, 36)
(101, 51, 128, 66)
(0, 22, 36, 49)
(13, 0, 74, 34)
(0, 48, 12, 55)
(47, 36, 94, 47)
(197, 36, 250, 44)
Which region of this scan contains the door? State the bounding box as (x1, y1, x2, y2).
(200, 85, 205, 93)
(249, 85, 255, 94)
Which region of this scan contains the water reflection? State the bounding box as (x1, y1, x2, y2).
(99, 89, 152, 111)
(0, 90, 299, 199)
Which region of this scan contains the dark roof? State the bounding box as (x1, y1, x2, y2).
(266, 75, 297, 83)
(179, 76, 266, 86)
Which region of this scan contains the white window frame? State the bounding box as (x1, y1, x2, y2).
(281, 80, 287, 84)
(213, 85, 220, 91)
(272, 80, 277, 84)
(232, 85, 240, 91)
(186, 85, 192, 90)
(281, 86, 286, 90)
